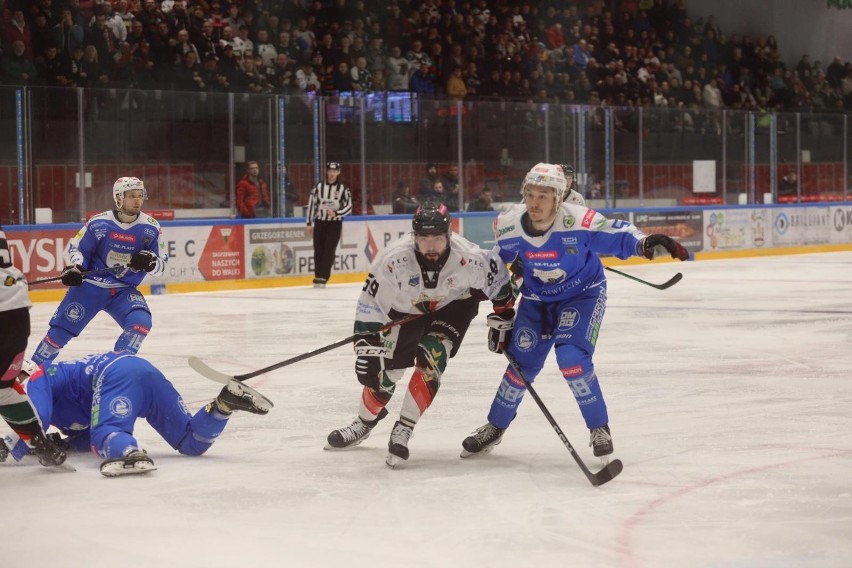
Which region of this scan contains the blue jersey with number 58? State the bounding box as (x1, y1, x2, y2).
(495, 203, 645, 302)
(68, 210, 167, 288)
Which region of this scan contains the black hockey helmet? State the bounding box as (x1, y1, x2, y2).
(412, 202, 451, 236)
(560, 164, 576, 192)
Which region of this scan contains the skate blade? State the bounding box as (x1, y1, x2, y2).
(100, 462, 157, 478)
(385, 453, 406, 468)
(45, 462, 77, 473)
(323, 441, 365, 451)
(598, 455, 612, 466)
(459, 439, 501, 459)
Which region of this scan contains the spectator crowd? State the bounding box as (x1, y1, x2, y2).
(1, 0, 851, 118)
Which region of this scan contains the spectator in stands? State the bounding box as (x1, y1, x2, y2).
(386, 45, 409, 91)
(296, 59, 321, 92)
(392, 180, 419, 215)
(1, 40, 38, 85)
(421, 179, 447, 207)
(445, 66, 467, 100)
(439, 166, 460, 213)
(4, 9, 33, 59)
(236, 161, 271, 218)
(418, 163, 440, 197)
(778, 169, 799, 201)
(51, 8, 84, 56)
(466, 187, 494, 212)
(352, 191, 375, 215)
(409, 61, 437, 95)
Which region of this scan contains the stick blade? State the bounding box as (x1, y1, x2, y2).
(589, 458, 624, 487)
(655, 272, 683, 290)
(187, 357, 235, 384)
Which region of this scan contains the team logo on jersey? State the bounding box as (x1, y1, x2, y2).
(565, 247, 578, 255)
(64, 302, 86, 322)
(563, 215, 575, 228)
(109, 396, 133, 417)
(532, 267, 567, 284)
(514, 327, 538, 351)
(408, 275, 420, 287)
(4, 275, 16, 286)
(557, 308, 580, 330)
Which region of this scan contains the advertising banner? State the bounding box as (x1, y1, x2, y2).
(703, 208, 770, 250)
(244, 218, 415, 279)
(829, 205, 852, 244)
(632, 210, 703, 250)
(771, 207, 832, 247)
(5, 226, 77, 287)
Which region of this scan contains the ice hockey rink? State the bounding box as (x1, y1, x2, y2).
(4, 251, 852, 568)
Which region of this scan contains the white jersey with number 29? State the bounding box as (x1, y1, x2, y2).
(355, 232, 511, 331)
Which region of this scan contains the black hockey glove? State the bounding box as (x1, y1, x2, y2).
(354, 333, 388, 390)
(641, 234, 690, 261)
(29, 431, 67, 467)
(60, 264, 84, 286)
(487, 309, 515, 354)
(129, 250, 158, 272)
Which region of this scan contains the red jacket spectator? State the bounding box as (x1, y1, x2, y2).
(236, 161, 271, 218)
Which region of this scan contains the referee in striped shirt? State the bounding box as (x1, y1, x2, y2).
(305, 162, 352, 288)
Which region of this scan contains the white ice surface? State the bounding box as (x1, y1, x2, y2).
(4, 252, 852, 568)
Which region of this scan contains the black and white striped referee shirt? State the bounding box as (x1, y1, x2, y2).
(306, 180, 353, 225)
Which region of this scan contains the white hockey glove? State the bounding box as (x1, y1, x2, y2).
(354, 334, 389, 390)
(487, 309, 515, 354)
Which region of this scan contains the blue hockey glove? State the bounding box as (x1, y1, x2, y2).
(487, 309, 515, 354)
(129, 250, 158, 272)
(60, 264, 84, 286)
(641, 234, 689, 261)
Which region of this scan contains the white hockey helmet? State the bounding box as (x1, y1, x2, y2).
(113, 176, 146, 207)
(521, 163, 567, 202)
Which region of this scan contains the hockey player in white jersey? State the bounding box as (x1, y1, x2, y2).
(0, 224, 66, 468)
(325, 202, 514, 467)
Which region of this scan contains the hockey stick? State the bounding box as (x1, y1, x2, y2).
(188, 312, 426, 384)
(27, 265, 127, 287)
(605, 266, 682, 290)
(505, 356, 623, 487)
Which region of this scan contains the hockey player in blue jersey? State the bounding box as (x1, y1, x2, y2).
(22, 352, 273, 476)
(30, 177, 168, 365)
(461, 163, 689, 462)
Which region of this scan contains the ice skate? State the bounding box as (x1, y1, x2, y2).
(325, 407, 388, 450)
(385, 420, 413, 468)
(460, 423, 505, 458)
(312, 278, 327, 288)
(216, 380, 273, 415)
(590, 425, 613, 465)
(100, 449, 156, 477)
